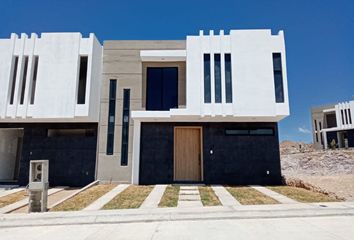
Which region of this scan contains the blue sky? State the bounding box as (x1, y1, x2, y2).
(1, 0, 353, 143)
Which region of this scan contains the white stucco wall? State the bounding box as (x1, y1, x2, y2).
(0, 33, 102, 122)
(335, 101, 354, 130)
(133, 29, 289, 122)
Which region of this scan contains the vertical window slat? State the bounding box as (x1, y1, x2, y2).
(106, 80, 117, 155)
(9, 56, 19, 105)
(224, 53, 232, 103)
(121, 89, 130, 166)
(77, 56, 88, 104)
(30, 56, 39, 105)
(20, 56, 29, 105)
(214, 54, 222, 103)
(203, 54, 211, 103)
(272, 53, 284, 103)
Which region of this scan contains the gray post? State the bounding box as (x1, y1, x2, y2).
(28, 160, 49, 213)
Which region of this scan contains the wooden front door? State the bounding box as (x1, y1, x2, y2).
(174, 127, 202, 181)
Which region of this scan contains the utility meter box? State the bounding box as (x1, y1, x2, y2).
(28, 160, 49, 213)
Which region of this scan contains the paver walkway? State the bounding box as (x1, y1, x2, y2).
(13, 189, 78, 213)
(177, 186, 203, 208)
(140, 185, 167, 209)
(250, 185, 298, 204)
(0, 188, 64, 214)
(211, 185, 241, 206)
(0, 188, 25, 198)
(83, 184, 129, 211)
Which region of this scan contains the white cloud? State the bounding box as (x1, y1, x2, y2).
(298, 127, 311, 134)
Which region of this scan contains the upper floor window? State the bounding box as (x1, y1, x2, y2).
(272, 53, 284, 103)
(9, 56, 19, 105)
(121, 89, 130, 166)
(224, 53, 232, 103)
(203, 53, 233, 104)
(203, 54, 211, 103)
(146, 67, 178, 110)
(19, 56, 29, 105)
(214, 54, 222, 103)
(77, 56, 88, 104)
(106, 79, 117, 155)
(30, 56, 39, 105)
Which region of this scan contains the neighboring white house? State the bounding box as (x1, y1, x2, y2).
(0, 33, 102, 186)
(312, 100, 354, 149)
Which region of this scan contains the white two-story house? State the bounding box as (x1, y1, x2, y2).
(0, 33, 102, 186)
(96, 29, 290, 185)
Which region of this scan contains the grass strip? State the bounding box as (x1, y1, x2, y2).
(199, 186, 221, 206)
(268, 186, 339, 203)
(51, 184, 116, 211)
(103, 185, 153, 209)
(226, 187, 278, 205)
(158, 185, 180, 207)
(0, 191, 27, 208)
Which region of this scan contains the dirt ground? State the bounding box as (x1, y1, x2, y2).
(294, 174, 354, 201)
(280, 141, 354, 201)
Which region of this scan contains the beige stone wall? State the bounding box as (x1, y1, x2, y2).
(96, 40, 186, 183)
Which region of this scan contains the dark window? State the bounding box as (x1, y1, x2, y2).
(106, 80, 117, 155)
(20, 56, 29, 104)
(121, 89, 130, 166)
(314, 120, 318, 131)
(344, 109, 349, 125)
(47, 129, 95, 137)
(325, 113, 337, 128)
(225, 53, 232, 103)
(250, 128, 274, 136)
(225, 128, 274, 136)
(146, 67, 178, 110)
(319, 122, 322, 130)
(30, 56, 39, 104)
(272, 53, 284, 103)
(214, 54, 221, 103)
(341, 110, 345, 125)
(349, 109, 352, 124)
(9, 56, 19, 105)
(225, 129, 249, 136)
(203, 54, 211, 103)
(77, 56, 88, 104)
(320, 132, 323, 145)
(315, 132, 319, 142)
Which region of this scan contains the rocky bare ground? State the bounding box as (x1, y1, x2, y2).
(280, 141, 354, 201)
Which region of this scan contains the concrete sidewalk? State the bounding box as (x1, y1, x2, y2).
(1, 201, 354, 228)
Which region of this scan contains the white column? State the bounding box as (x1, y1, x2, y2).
(323, 131, 328, 150)
(131, 119, 141, 184)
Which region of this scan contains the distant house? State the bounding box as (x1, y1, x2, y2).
(0, 29, 290, 187)
(311, 100, 354, 149)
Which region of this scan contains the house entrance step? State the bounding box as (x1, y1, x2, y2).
(177, 186, 203, 208)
